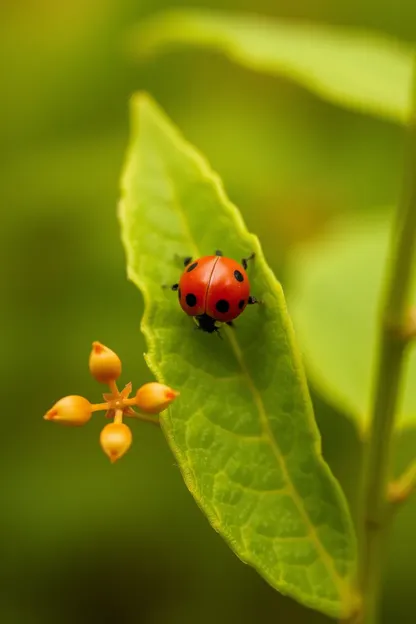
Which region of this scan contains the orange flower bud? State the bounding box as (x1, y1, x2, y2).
(100, 422, 132, 463)
(135, 382, 179, 414)
(89, 341, 122, 384)
(44, 395, 92, 426)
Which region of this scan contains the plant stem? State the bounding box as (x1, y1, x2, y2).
(359, 62, 416, 623)
(114, 408, 123, 424)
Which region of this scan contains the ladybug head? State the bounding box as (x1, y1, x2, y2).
(194, 314, 223, 336)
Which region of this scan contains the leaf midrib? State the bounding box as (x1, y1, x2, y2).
(226, 330, 348, 599)
(155, 144, 350, 605)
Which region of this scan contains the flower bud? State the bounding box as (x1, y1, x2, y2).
(135, 382, 179, 414)
(44, 395, 92, 426)
(100, 422, 132, 463)
(89, 341, 122, 384)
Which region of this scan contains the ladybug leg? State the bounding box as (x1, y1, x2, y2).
(215, 249, 223, 256)
(173, 253, 192, 266)
(242, 252, 255, 270)
(248, 295, 259, 305)
(161, 283, 179, 290)
(193, 322, 223, 339)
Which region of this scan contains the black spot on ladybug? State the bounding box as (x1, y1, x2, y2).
(238, 299, 245, 309)
(186, 261, 198, 273)
(186, 293, 197, 307)
(234, 270, 244, 282)
(215, 299, 230, 313)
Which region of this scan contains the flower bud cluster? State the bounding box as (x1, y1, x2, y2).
(44, 341, 179, 463)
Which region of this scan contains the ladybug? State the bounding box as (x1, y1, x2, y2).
(170, 250, 259, 334)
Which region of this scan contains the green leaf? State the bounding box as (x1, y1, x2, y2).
(118, 93, 357, 618)
(288, 214, 416, 434)
(128, 9, 414, 124)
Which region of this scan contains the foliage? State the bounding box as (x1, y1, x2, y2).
(4, 2, 416, 623)
(119, 94, 358, 618)
(288, 214, 416, 434)
(120, 9, 416, 623)
(130, 8, 414, 124)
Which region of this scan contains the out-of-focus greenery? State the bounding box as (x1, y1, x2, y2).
(130, 8, 414, 123)
(1, 1, 415, 623)
(288, 212, 416, 433)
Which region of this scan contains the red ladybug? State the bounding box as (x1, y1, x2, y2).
(170, 250, 258, 333)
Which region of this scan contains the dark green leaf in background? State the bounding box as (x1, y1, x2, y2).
(128, 9, 414, 124)
(119, 94, 358, 618)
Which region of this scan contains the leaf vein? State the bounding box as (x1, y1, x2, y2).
(160, 144, 349, 604)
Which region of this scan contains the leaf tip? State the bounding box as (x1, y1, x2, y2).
(129, 90, 153, 116)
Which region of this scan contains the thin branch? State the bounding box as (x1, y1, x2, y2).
(359, 60, 416, 624)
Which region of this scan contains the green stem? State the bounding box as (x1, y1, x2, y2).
(359, 63, 416, 623)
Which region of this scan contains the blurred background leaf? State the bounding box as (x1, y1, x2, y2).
(287, 212, 416, 434)
(2, 0, 416, 622)
(128, 8, 414, 123)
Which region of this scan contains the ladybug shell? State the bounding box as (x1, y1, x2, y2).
(178, 255, 250, 323)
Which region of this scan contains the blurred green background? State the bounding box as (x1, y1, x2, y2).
(2, 1, 415, 622)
